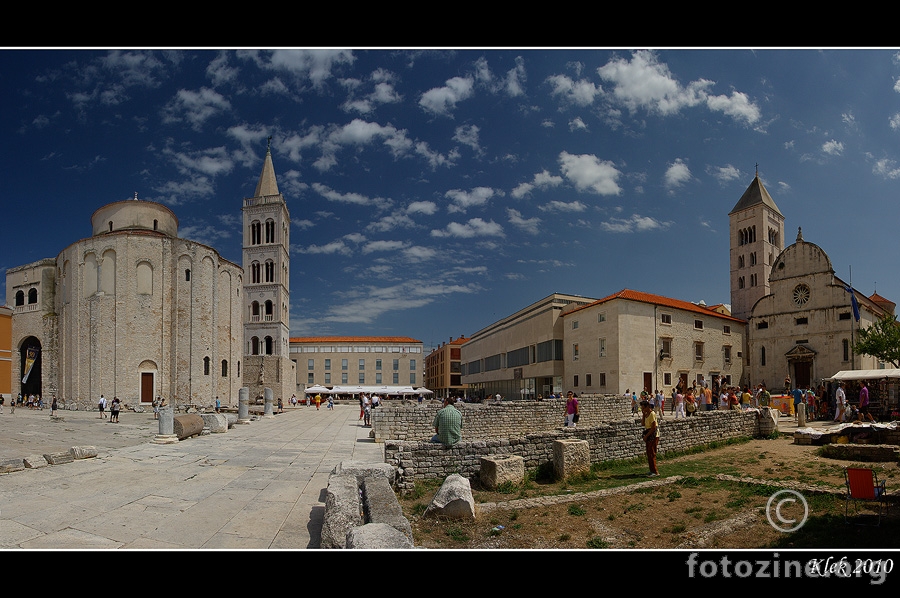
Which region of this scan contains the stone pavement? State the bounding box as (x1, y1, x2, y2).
(0, 403, 381, 549)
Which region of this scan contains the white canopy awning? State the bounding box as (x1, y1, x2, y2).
(826, 369, 900, 381)
(302, 385, 434, 395)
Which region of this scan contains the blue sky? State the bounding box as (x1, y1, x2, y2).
(2, 48, 899, 351)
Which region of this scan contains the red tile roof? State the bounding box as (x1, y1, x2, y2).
(290, 336, 422, 344)
(564, 289, 746, 323)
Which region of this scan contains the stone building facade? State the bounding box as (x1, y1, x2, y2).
(5, 200, 244, 408)
(424, 334, 469, 399)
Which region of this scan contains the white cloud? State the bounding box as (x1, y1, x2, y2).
(312, 182, 392, 211)
(890, 114, 900, 130)
(453, 124, 482, 155)
(822, 139, 844, 156)
(446, 186, 497, 213)
(568, 117, 588, 132)
(545, 74, 601, 107)
(362, 240, 407, 254)
(161, 87, 231, 131)
(263, 49, 355, 88)
(504, 56, 527, 97)
(538, 200, 588, 212)
(558, 152, 622, 195)
(431, 218, 504, 238)
(600, 214, 672, 233)
(664, 159, 692, 190)
(708, 164, 743, 185)
(407, 201, 438, 215)
(597, 50, 760, 125)
(507, 208, 541, 235)
(299, 240, 352, 255)
(874, 158, 900, 179)
(419, 76, 475, 116)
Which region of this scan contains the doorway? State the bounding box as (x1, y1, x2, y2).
(140, 372, 154, 404)
(793, 361, 811, 390)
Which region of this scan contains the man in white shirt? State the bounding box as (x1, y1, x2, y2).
(834, 382, 847, 422)
(98, 394, 107, 419)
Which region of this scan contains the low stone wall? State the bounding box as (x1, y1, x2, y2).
(372, 395, 630, 442)
(385, 410, 761, 492)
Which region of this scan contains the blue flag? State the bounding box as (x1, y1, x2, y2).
(844, 284, 860, 322)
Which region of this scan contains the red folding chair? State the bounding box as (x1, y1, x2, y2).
(844, 467, 888, 526)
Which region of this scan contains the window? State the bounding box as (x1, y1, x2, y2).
(573, 375, 579, 387)
(264, 336, 273, 355)
(586, 374, 592, 386)
(661, 313, 672, 325)
(572, 343, 579, 361)
(324, 359, 331, 370)
(341, 373, 348, 384)
(359, 359, 365, 370)
(185, 269, 191, 282)
(660, 338, 671, 358)
(738, 255, 745, 268)
(14, 290, 24, 306)
(265, 260, 275, 282)
(27, 288, 37, 304)
(598, 312, 606, 322)
(342, 359, 348, 370)
(694, 319, 703, 330)
(251, 337, 259, 355)
(760, 346, 766, 366)
(756, 321, 769, 329)
(393, 359, 399, 371)
(723, 325, 730, 334)
(410, 359, 416, 371)
(796, 317, 808, 325)
(572, 320, 579, 329)
(694, 342, 704, 361)
(203, 356, 210, 375)
(598, 373, 607, 386)
(251, 262, 261, 284)
(308, 359, 314, 371)
(250, 221, 261, 245)
(359, 373, 365, 384)
(839, 312, 851, 321)
(325, 373, 331, 384)
(376, 359, 382, 371)
(392, 373, 399, 384)
(222, 360, 228, 377)
(598, 338, 606, 358)
(724, 346, 731, 363)
(410, 373, 416, 384)
(664, 373, 672, 386)
(738, 276, 745, 289)
(308, 373, 314, 384)
(265, 219, 275, 243)
(843, 339, 850, 362)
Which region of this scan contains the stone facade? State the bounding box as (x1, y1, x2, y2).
(6, 201, 244, 409)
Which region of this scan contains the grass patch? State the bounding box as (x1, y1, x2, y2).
(587, 537, 610, 548)
(568, 504, 586, 516)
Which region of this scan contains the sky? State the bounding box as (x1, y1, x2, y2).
(2, 48, 899, 352)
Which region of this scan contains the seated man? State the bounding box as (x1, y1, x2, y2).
(431, 396, 462, 446)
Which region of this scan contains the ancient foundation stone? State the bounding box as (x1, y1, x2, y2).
(552, 438, 590, 481)
(480, 454, 525, 490)
(44, 451, 74, 465)
(173, 414, 205, 440)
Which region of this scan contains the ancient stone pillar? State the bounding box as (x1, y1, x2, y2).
(238, 387, 251, 424)
(263, 387, 274, 418)
(154, 405, 178, 444)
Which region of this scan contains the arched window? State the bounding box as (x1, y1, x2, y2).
(265, 219, 275, 243)
(204, 356, 210, 375)
(251, 337, 260, 355)
(251, 262, 261, 284)
(222, 360, 228, 377)
(251, 301, 260, 321)
(15, 290, 24, 306)
(264, 260, 275, 282)
(265, 300, 274, 321)
(250, 221, 261, 245)
(265, 336, 274, 355)
(27, 288, 37, 304)
(185, 269, 191, 282)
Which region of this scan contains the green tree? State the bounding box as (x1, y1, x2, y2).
(853, 313, 900, 368)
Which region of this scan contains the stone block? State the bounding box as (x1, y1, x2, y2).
(362, 475, 412, 542)
(44, 451, 74, 465)
(200, 413, 228, 433)
(320, 474, 364, 549)
(173, 414, 205, 440)
(423, 473, 475, 521)
(480, 454, 525, 490)
(552, 438, 590, 481)
(23, 454, 49, 468)
(0, 458, 25, 473)
(70, 446, 98, 459)
(346, 523, 414, 549)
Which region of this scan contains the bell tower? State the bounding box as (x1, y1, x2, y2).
(728, 170, 785, 321)
(242, 137, 294, 401)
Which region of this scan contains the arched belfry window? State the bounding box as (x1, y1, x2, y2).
(250, 221, 261, 245)
(27, 288, 38, 304)
(15, 290, 24, 306)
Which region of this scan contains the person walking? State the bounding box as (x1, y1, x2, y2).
(153, 396, 161, 420)
(9, 395, 15, 414)
(674, 388, 686, 419)
(859, 380, 876, 422)
(109, 397, 120, 423)
(314, 393, 322, 411)
(50, 396, 58, 417)
(640, 399, 660, 477)
(0, 394, 4, 414)
(564, 391, 579, 427)
(834, 382, 846, 422)
(98, 394, 107, 419)
(215, 396, 221, 413)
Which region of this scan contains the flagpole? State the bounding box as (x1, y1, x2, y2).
(850, 265, 855, 370)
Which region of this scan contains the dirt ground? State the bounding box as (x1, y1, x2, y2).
(398, 435, 900, 549)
